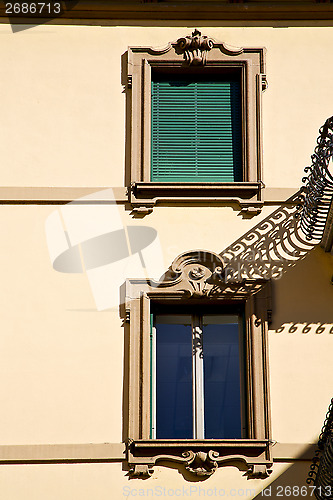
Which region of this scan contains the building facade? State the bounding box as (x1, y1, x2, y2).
(1, 2, 333, 498)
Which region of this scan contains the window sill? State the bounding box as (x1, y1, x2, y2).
(127, 438, 272, 479)
(130, 182, 263, 214)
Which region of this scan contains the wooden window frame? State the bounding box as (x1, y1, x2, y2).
(150, 75, 243, 183)
(124, 250, 272, 479)
(151, 308, 246, 441)
(127, 32, 266, 214)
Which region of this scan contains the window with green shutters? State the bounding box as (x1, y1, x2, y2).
(151, 76, 243, 183)
(127, 37, 265, 210)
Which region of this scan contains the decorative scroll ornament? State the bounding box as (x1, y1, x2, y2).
(183, 450, 218, 477)
(297, 116, 333, 241)
(162, 250, 230, 298)
(175, 29, 214, 65)
(127, 439, 273, 479)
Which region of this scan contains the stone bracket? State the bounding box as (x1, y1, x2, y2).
(248, 464, 273, 479)
(127, 439, 272, 479)
(130, 182, 264, 215)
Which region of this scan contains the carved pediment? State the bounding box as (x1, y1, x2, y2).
(158, 250, 269, 300)
(161, 250, 225, 297)
(173, 29, 244, 66)
(125, 250, 270, 311)
(175, 29, 214, 65)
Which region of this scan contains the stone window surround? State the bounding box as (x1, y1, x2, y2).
(127, 32, 267, 214)
(124, 250, 272, 479)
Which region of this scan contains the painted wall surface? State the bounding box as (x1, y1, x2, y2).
(0, 21, 333, 499)
(0, 203, 332, 445)
(0, 462, 316, 499)
(0, 24, 332, 188)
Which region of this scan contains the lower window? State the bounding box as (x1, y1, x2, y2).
(151, 307, 246, 440)
(125, 250, 272, 479)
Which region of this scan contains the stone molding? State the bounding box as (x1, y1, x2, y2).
(127, 32, 266, 213)
(0, 442, 316, 464)
(127, 440, 272, 479)
(3, 3, 333, 23)
(124, 249, 272, 479)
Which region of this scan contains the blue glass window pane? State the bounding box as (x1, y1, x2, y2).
(155, 316, 193, 439)
(203, 316, 242, 439)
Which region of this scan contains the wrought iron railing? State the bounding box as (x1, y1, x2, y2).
(307, 399, 333, 499)
(298, 116, 333, 241)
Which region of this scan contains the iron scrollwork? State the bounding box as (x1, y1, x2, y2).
(220, 193, 315, 284)
(298, 116, 333, 241)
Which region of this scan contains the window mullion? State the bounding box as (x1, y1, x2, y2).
(150, 320, 156, 439)
(195, 83, 198, 178)
(192, 314, 205, 439)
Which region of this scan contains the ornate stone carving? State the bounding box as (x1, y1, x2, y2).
(183, 450, 218, 477)
(262, 75, 268, 91)
(125, 309, 130, 323)
(125, 251, 271, 321)
(248, 464, 272, 479)
(130, 464, 153, 478)
(188, 266, 206, 280)
(126, 439, 273, 480)
(163, 250, 226, 297)
(175, 29, 214, 65)
(131, 205, 154, 216)
(156, 250, 270, 300)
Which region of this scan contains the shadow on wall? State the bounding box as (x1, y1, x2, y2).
(219, 194, 333, 495)
(219, 192, 317, 283)
(219, 191, 333, 332)
(270, 246, 333, 332)
(253, 448, 318, 499)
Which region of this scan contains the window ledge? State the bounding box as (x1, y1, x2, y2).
(130, 182, 263, 213)
(127, 438, 272, 479)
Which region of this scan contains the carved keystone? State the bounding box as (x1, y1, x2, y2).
(175, 29, 214, 65)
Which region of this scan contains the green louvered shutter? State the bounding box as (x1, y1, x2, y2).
(151, 79, 242, 182)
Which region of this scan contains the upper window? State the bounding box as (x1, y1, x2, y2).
(151, 74, 242, 183)
(127, 31, 266, 213)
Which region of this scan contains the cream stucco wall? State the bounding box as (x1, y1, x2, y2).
(0, 461, 316, 499)
(0, 203, 332, 447)
(1, 20, 333, 498)
(0, 205, 123, 444)
(1, 24, 333, 188)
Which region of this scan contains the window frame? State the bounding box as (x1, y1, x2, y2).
(127, 33, 266, 213)
(124, 250, 272, 479)
(151, 308, 247, 441)
(150, 73, 244, 183)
